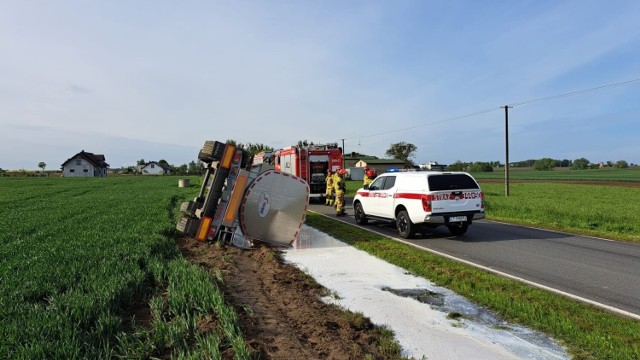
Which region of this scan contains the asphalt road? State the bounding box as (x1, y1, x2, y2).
(309, 198, 640, 319)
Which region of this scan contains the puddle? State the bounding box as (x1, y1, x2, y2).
(382, 287, 445, 306)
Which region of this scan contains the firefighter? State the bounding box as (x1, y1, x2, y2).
(367, 168, 377, 184)
(324, 168, 335, 206)
(363, 166, 372, 187)
(334, 168, 347, 216)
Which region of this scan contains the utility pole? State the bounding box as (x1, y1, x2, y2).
(502, 105, 512, 197)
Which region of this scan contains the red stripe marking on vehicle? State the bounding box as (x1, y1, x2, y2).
(394, 193, 423, 199)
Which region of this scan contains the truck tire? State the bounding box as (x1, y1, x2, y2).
(447, 222, 468, 236)
(354, 202, 368, 225)
(396, 210, 416, 239)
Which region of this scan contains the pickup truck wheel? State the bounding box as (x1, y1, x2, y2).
(354, 202, 368, 225)
(396, 210, 415, 239)
(447, 222, 469, 236)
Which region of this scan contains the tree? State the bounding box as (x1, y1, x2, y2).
(37, 162, 46, 173)
(245, 143, 274, 155)
(533, 158, 556, 171)
(136, 159, 145, 166)
(188, 161, 199, 175)
(572, 158, 590, 170)
(297, 140, 315, 147)
(614, 160, 629, 169)
(175, 164, 188, 175)
(447, 161, 467, 171)
(468, 162, 493, 172)
(385, 142, 417, 168)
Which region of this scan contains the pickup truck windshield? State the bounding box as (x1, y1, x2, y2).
(428, 174, 479, 191)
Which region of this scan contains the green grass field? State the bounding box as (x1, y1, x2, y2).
(0, 176, 250, 359)
(481, 182, 640, 242)
(470, 167, 640, 181)
(3, 175, 639, 358)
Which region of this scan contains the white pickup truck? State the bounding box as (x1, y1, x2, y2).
(352, 171, 485, 238)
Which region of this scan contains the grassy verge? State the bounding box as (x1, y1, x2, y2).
(306, 212, 640, 360)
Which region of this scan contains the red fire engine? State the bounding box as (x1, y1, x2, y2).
(273, 143, 343, 198)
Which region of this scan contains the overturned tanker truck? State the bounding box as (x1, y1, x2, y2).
(176, 140, 310, 248)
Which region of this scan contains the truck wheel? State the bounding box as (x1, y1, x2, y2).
(447, 222, 469, 236)
(396, 210, 415, 239)
(354, 202, 368, 225)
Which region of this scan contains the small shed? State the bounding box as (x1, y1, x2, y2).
(343, 154, 379, 169)
(354, 158, 406, 175)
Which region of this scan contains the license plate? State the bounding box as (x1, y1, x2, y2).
(449, 216, 467, 222)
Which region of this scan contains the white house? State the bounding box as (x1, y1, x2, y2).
(141, 161, 172, 175)
(61, 150, 109, 177)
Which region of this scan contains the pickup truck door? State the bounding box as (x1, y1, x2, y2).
(366, 175, 396, 217)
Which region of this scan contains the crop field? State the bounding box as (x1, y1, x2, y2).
(3, 175, 639, 358)
(481, 182, 640, 242)
(0, 176, 250, 359)
(471, 167, 640, 181)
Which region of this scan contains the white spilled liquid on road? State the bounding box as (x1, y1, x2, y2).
(283, 225, 569, 360)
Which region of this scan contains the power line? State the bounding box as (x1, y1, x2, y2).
(344, 77, 640, 143)
(345, 107, 500, 141)
(507, 78, 640, 107)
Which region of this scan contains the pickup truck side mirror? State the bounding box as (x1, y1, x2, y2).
(364, 185, 370, 190)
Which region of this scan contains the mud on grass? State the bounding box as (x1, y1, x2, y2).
(175, 236, 405, 360)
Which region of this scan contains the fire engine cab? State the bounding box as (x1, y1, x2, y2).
(274, 143, 343, 198)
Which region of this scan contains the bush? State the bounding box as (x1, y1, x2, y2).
(447, 161, 467, 171)
(533, 158, 556, 171)
(614, 160, 629, 169)
(468, 162, 493, 172)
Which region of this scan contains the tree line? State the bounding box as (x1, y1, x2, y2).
(447, 158, 633, 172)
(107, 139, 635, 175)
(119, 142, 275, 176)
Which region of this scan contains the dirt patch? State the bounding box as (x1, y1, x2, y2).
(175, 237, 396, 360)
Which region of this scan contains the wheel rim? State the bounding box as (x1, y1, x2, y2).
(398, 216, 407, 234)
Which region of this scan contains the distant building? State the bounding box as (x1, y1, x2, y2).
(61, 150, 109, 177)
(354, 158, 406, 175)
(343, 154, 378, 168)
(420, 161, 447, 171)
(141, 161, 172, 175)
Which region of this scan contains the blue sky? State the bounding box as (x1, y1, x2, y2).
(2, 1, 640, 170)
